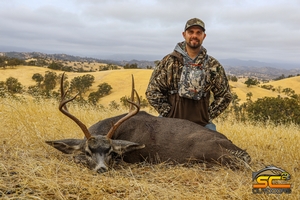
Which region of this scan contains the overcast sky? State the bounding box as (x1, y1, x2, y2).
(0, 0, 299, 65)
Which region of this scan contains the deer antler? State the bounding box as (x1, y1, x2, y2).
(106, 75, 140, 139)
(59, 72, 92, 139)
(129, 74, 135, 112)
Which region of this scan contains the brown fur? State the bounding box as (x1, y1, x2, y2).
(88, 111, 251, 167)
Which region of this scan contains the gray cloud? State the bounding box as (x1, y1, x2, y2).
(0, 0, 299, 65)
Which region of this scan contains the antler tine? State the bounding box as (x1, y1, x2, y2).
(59, 72, 92, 139)
(60, 72, 68, 112)
(129, 74, 135, 112)
(106, 76, 140, 139)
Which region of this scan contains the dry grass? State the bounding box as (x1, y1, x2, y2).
(269, 76, 300, 94)
(230, 80, 282, 103)
(1, 97, 299, 199)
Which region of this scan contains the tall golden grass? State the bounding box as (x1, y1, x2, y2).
(1, 97, 299, 199)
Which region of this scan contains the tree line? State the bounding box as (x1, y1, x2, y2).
(0, 72, 150, 110)
(222, 91, 300, 125)
(1, 55, 300, 125)
(0, 55, 140, 72)
(2, 71, 300, 125)
(225, 75, 300, 124)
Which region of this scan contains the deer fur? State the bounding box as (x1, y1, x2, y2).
(46, 74, 251, 173)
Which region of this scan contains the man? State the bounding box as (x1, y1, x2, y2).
(145, 18, 232, 131)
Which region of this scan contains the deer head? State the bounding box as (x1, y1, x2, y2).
(46, 73, 145, 173)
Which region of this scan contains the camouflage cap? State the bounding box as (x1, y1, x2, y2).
(184, 18, 205, 31)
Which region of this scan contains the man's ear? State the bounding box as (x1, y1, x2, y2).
(110, 140, 145, 155)
(182, 31, 186, 39)
(45, 139, 83, 154)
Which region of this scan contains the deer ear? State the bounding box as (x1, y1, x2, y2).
(111, 140, 145, 155)
(45, 139, 83, 154)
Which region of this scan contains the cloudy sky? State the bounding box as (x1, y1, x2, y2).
(0, 0, 299, 65)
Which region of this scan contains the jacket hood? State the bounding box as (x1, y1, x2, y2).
(174, 42, 189, 58)
(174, 41, 207, 62)
(173, 41, 207, 63)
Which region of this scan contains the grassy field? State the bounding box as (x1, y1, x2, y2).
(0, 66, 299, 199)
(0, 96, 299, 199)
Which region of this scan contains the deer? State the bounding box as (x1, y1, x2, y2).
(45, 73, 251, 173)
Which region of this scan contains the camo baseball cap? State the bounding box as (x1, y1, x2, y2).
(184, 18, 205, 31)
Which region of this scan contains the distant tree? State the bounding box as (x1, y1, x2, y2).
(43, 71, 57, 95)
(70, 74, 95, 97)
(27, 85, 44, 97)
(231, 92, 240, 107)
(7, 58, 24, 67)
(107, 64, 118, 70)
(291, 94, 300, 101)
(88, 82, 112, 105)
(229, 92, 243, 120)
(27, 60, 36, 66)
(81, 74, 95, 89)
(0, 56, 7, 68)
(123, 63, 138, 69)
(244, 78, 260, 87)
(274, 74, 285, 81)
(48, 61, 63, 70)
(97, 82, 112, 97)
(120, 96, 130, 108)
(261, 85, 274, 90)
(88, 91, 101, 105)
(61, 66, 73, 72)
(282, 88, 295, 96)
(246, 92, 253, 101)
(146, 65, 153, 69)
(109, 100, 120, 110)
(99, 65, 109, 71)
(275, 86, 282, 94)
(5, 77, 23, 94)
(120, 95, 149, 109)
(230, 76, 238, 82)
(39, 59, 48, 66)
(32, 73, 44, 86)
(261, 79, 269, 83)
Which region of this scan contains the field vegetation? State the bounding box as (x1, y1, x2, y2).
(0, 64, 299, 199)
(0, 96, 299, 199)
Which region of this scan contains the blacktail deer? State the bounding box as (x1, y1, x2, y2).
(46, 73, 251, 173)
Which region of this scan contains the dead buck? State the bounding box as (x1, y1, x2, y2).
(46, 73, 251, 173)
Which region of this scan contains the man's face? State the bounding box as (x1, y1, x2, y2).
(182, 26, 206, 49)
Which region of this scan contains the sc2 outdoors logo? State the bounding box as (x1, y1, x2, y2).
(252, 165, 292, 194)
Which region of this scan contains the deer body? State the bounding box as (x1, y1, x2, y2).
(88, 111, 249, 165)
(46, 73, 250, 173)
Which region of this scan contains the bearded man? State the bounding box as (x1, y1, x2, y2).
(146, 18, 232, 131)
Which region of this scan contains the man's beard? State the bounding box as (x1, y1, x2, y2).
(186, 39, 201, 49)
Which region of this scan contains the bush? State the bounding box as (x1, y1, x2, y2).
(244, 78, 260, 87)
(246, 96, 300, 125)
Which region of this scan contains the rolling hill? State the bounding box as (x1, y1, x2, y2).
(1, 66, 299, 106)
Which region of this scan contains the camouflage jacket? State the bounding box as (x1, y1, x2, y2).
(145, 42, 232, 124)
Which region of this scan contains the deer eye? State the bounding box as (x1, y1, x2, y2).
(84, 147, 93, 157)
